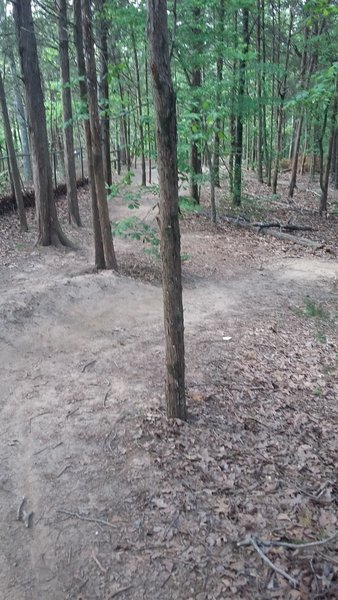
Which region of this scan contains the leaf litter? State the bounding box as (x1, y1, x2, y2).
(0, 171, 337, 599)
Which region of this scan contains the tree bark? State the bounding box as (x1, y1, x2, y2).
(74, 0, 105, 268)
(148, 0, 186, 420)
(0, 69, 28, 231)
(7, 48, 32, 182)
(57, 0, 81, 226)
(213, 0, 225, 188)
(81, 0, 118, 271)
(272, 9, 293, 194)
(98, 0, 112, 188)
(131, 29, 146, 186)
(320, 86, 337, 215)
(14, 0, 72, 247)
(232, 8, 249, 206)
(189, 5, 203, 204)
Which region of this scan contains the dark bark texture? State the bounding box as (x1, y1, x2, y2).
(148, 0, 186, 420)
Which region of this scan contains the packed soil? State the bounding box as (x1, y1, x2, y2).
(0, 169, 338, 600)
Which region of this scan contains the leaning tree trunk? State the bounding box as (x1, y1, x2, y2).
(74, 0, 105, 268)
(14, 0, 72, 247)
(81, 0, 118, 271)
(57, 0, 81, 227)
(0, 69, 28, 231)
(148, 0, 186, 420)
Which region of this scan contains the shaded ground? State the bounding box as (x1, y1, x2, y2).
(0, 170, 338, 600)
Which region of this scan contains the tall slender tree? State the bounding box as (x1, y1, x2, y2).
(57, 0, 81, 226)
(148, 0, 186, 420)
(81, 0, 118, 270)
(13, 0, 72, 247)
(0, 69, 27, 231)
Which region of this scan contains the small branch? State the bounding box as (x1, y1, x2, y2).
(250, 536, 298, 588)
(81, 360, 96, 373)
(56, 465, 71, 478)
(92, 550, 107, 574)
(109, 586, 133, 598)
(259, 530, 338, 550)
(56, 508, 119, 529)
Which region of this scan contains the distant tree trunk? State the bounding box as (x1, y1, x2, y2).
(14, 0, 72, 247)
(145, 50, 152, 183)
(131, 29, 146, 186)
(0, 69, 28, 231)
(334, 129, 338, 189)
(148, 0, 186, 420)
(232, 8, 249, 206)
(272, 9, 293, 194)
(229, 11, 238, 193)
(288, 20, 318, 198)
(74, 0, 105, 268)
(189, 5, 203, 204)
(256, 0, 263, 183)
(213, 0, 225, 188)
(320, 87, 337, 215)
(7, 49, 32, 182)
(81, 0, 118, 270)
(57, 0, 81, 227)
(98, 0, 112, 188)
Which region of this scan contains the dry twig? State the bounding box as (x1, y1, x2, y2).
(56, 508, 119, 529)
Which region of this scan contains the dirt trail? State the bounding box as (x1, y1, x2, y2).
(0, 185, 337, 599)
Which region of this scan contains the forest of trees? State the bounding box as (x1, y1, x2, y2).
(0, 0, 337, 416)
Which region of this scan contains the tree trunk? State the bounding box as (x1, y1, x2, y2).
(256, 0, 263, 183)
(213, 0, 225, 188)
(81, 0, 118, 271)
(7, 48, 32, 182)
(14, 0, 72, 247)
(232, 8, 249, 206)
(145, 49, 152, 184)
(131, 29, 146, 186)
(98, 0, 112, 188)
(0, 69, 28, 231)
(74, 0, 105, 268)
(189, 5, 203, 204)
(320, 87, 337, 215)
(57, 0, 81, 227)
(335, 128, 338, 189)
(148, 0, 186, 421)
(272, 9, 293, 194)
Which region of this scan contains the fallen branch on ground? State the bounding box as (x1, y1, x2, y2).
(220, 214, 324, 250)
(238, 536, 298, 588)
(238, 530, 338, 588)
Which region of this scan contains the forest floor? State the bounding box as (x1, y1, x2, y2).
(0, 168, 338, 600)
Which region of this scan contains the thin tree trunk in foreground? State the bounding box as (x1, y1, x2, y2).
(148, 0, 186, 420)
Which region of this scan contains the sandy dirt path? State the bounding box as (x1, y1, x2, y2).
(0, 187, 337, 599)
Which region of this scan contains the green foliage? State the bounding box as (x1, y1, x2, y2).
(122, 191, 141, 210)
(303, 298, 329, 320)
(122, 171, 135, 185)
(112, 216, 160, 257)
(179, 196, 202, 214)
